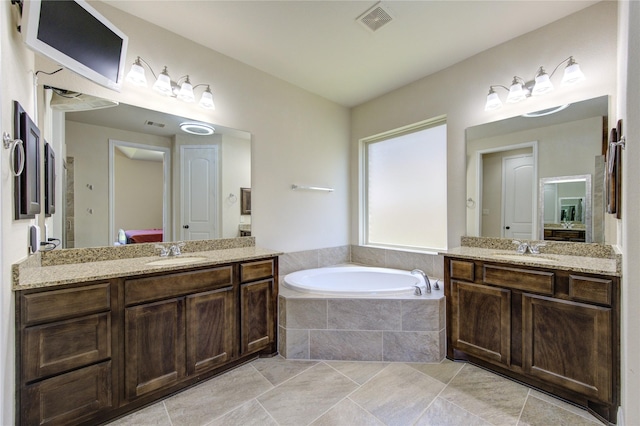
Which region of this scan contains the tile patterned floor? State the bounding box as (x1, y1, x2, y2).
(108, 357, 603, 426)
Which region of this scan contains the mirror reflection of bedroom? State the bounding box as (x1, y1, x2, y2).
(113, 144, 166, 245)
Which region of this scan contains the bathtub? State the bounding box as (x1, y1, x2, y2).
(284, 265, 425, 296)
(279, 265, 445, 362)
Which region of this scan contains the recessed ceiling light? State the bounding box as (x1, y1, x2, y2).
(179, 122, 215, 135)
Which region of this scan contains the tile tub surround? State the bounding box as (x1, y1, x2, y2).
(278, 286, 445, 362)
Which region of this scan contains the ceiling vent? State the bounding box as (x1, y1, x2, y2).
(357, 2, 393, 33)
(144, 120, 166, 129)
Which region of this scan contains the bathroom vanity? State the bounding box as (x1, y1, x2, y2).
(444, 239, 619, 424)
(13, 241, 280, 426)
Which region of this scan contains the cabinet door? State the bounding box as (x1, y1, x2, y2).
(22, 361, 112, 426)
(451, 281, 511, 366)
(240, 279, 274, 354)
(186, 287, 235, 375)
(523, 294, 612, 402)
(124, 298, 185, 400)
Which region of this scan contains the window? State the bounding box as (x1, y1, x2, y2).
(361, 118, 447, 251)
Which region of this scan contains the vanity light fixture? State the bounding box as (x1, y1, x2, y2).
(126, 56, 216, 110)
(484, 56, 585, 111)
(180, 122, 215, 136)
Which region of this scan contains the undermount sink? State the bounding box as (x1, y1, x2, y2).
(146, 256, 208, 266)
(491, 253, 557, 263)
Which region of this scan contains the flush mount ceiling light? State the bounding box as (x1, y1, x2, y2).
(484, 56, 585, 111)
(522, 104, 571, 118)
(180, 122, 215, 136)
(126, 56, 216, 110)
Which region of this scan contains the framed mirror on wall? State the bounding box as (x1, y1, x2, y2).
(466, 95, 608, 244)
(240, 187, 251, 215)
(14, 101, 42, 220)
(42, 87, 252, 249)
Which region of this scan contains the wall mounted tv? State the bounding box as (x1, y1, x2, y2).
(22, 0, 129, 92)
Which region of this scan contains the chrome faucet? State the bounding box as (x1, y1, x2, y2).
(512, 240, 546, 254)
(155, 241, 186, 257)
(411, 269, 435, 295)
(513, 240, 530, 254)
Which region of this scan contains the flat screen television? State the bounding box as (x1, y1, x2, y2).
(22, 0, 128, 92)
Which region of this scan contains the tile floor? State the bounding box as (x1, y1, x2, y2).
(108, 357, 603, 426)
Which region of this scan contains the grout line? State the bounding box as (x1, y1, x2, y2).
(255, 398, 282, 426)
(162, 401, 174, 426)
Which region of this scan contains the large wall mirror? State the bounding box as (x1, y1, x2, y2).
(466, 95, 608, 244)
(44, 87, 251, 249)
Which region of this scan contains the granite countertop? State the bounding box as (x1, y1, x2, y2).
(14, 245, 283, 291)
(442, 237, 619, 276)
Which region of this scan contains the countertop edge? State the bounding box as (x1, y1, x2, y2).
(13, 247, 283, 291)
(440, 247, 619, 277)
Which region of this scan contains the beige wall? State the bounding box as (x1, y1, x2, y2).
(351, 2, 617, 249)
(65, 120, 172, 247)
(220, 135, 251, 238)
(114, 150, 163, 233)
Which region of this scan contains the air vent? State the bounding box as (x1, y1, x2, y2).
(144, 120, 166, 128)
(357, 2, 393, 32)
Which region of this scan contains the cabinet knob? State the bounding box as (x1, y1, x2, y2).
(505, 226, 511, 230)
(183, 225, 189, 229)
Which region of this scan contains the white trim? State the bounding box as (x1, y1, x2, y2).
(108, 140, 171, 244)
(474, 141, 538, 239)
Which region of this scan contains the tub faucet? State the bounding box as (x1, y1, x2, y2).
(411, 269, 432, 294)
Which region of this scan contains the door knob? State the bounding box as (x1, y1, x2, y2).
(183, 225, 189, 229)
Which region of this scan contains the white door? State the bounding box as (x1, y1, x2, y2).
(503, 155, 534, 239)
(180, 146, 219, 241)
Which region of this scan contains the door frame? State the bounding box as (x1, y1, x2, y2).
(474, 141, 538, 238)
(108, 139, 171, 244)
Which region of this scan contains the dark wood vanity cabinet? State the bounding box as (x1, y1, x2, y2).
(16, 282, 114, 426)
(445, 257, 619, 424)
(240, 259, 277, 354)
(16, 256, 278, 426)
(123, 266, 236, 401)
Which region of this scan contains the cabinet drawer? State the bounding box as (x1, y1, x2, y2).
(569, 275, 613, 306)
(23, 313, 111, 382)
(240, 259, 274, 283)
(484, 265, 554, 295)
(21, 283, 111, 325)
(125, 266, 233, 305)
(450, 259, 475, 282)
(21, 361, 112, 426)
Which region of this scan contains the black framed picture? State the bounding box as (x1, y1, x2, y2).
(240, 187, 251, 215)
(45, 142, 56, 216)
(14, 101, 41, 219)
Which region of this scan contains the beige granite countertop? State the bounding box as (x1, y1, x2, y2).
(442, 237, 619, 276)
(13, 244, 282, 291)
